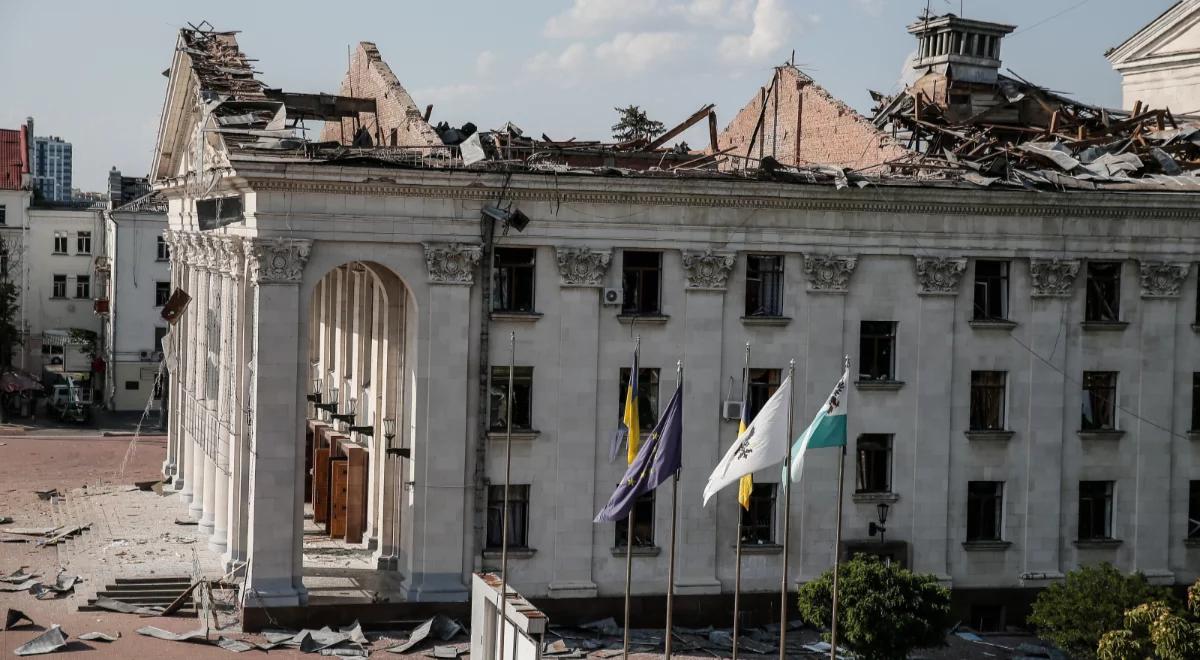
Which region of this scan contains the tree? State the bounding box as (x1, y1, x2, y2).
(0, 280, 21, 369)
(1097, 579, 1200, 660)
(797, 555, 953, 660)
(1029, 563, 1172, 660)
(611, 105, 664, 142)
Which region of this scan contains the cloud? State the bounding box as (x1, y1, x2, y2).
(527, 43, 591, 79)
(851, 0, 885, 17)
(544, 0, 664, 39)
(717, 0, 804, 66)
(476, 51, 496, 77)
(594, 32, 690, 75)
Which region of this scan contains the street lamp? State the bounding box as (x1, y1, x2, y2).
(331, 396, 357, 430)
(315, 384, 339, 417)
(349, 385, 374, 439)
(869, 502, 889, 544)
(383, 417, 409, 458)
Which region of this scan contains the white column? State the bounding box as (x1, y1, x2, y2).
(162, 231, 182, 482)
(225, 245, 253, 570)
(370, 268, 404, 571)
(200, 237, 220, 534)
(211, 237, 243, 553)
(242, 237, 311, 608)
(186, 233, 208, 516)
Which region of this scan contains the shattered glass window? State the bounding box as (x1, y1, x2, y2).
(1085, 262, 1121, 323)
(492, 248, 536, 313)
(970, 371, 1006, 431)
(1081, 371, 1117, 431)
(856, 434, 892, 493)
(972, 260, 1009, 321)
(859, 321, 896, 381)
(490, 366, 532, 431)
(967, 481, 1003, 542)
(622, 251, 661, 315)
(486, 484, 529, 549)
(1078, 481, 1114, 540)
(740, 483, 776, 545)
(1189, 481, 1200, 540)
(745, 254, 784, 317)
(614, 491, 655, 548)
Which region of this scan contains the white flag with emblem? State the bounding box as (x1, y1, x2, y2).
(702, 375, 792, 506)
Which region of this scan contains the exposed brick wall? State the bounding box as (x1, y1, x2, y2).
(320, 42, 442, 149)
(716, 66, 910, 172)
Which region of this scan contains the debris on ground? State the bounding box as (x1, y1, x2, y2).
(77, 632, 120, 642)
(13, 624, 68, 656)
(0, 516, 12, 524)
(33, 489, 59, 501)
(31, 572, 79, 600)
(4, 608, 34, 630)
(383, 616, 464, 654)
(35, 523, 90, 547)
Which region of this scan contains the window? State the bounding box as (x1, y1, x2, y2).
(156, 235, 170, 261)
(1082, 371, 1118, 431)
(740, 483, 776, 545)
(973, 260, 1009, 321)
(492, 248, 536, 313)
(76, 231, 91, 255)
(75, 275, 90, 299)
(154, 327, 168, 353)
(1189, 481, 1200, 540)
(1193, 373, 1200, 432)
(0, 205, 6, 225)
(125, 380, 140, 391)
(51, 274, 66, 298)
(747, 368, 781, 419)
(618, 367, 659, 431)
(969, 371, 1006, 431)
(622, 251, 661, 315)
(155, 281, 171, 307)
(967, 481, 1004, 542)
(52, 233, 67, 254)
(1078, 481, 1114, 540)
(1085, 262, 1121, 322)
(859, 321, 897, 381)
(490, 366, 533, 431)
(745, 254, 784, 317)
(486, 484, 530, 549)
(855, 434, 892, 493)
(614, 491, 655, 548)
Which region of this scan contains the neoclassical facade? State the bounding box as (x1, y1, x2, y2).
(151, 28, 1200, 628)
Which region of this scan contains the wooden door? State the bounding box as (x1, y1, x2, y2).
(313, 447, 331, 526)
(345, 445, 368, 544)
(330, 459, 349, 539)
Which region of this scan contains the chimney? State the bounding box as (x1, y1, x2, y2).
(908, 14, 1015, 85)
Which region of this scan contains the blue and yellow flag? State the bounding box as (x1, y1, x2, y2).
(595, 385, 683, 523)
(737, 397, 753, 510)
(623, 348, 640, 465)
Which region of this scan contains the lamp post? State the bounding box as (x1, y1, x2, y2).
(314, 384, 339, 419)
(349, 385, 374, 440)
(869, 502, 889, 545)
(383, 417, 408, 458)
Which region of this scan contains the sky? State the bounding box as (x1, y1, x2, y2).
(0, 0, 1177, 192)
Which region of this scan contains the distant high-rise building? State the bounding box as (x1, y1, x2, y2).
(31, 129, 73, 202)
(107, 167, 150, 208)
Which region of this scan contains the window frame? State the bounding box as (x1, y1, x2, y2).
(855, 433, 893, 494)
(0, 204, 6, 226)
(1189, 481, 1200, 540)
(1082, 371, 1118, 431)
(52, 232, 67, 255)
(966, 481, 1004, 542)
(156, 235, 170, 262)
(614, 491, 656, 548)
(859, 321, 897, 381)
(972, 260, 1009, 321)
(490, 366, 534, 432)
(621, 250, 662, 315)
(740, 483, 777, 545)
(486, 484, 530, 549)
(51, 274, 67, 298)
(155, 281, 171, 308)
(745, 254, 784, 317)
(969, 371, 1007, 431)
(1078, 480, 1115, 540)
(75, 275, 90, 300)
(618, 367, 660, 432)
(76, 231, 91, 255)
(747, 368, 782, 420)
(491, 247, 536, 313)
(1085, 261, 1122, 323)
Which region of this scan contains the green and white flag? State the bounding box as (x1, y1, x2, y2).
(788, 367, 848, 482)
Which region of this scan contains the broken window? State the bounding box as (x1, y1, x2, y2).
(856, 434, 892, 493)
(492, 248, 536, 313)
(745, 254, 784, 317)
(740, 483, 776, 545)
(967, 481, 1004, 542)
(972, 260, 1009, 321)
(196, 196, 244, 230)
(0, 205, 6, 225)
(1078, 481, 1114, 540)
(1085, 262, 1121, 323)
(76, 231, 91, 255)
(614, 491, 655, 548)
(156, 236, 170, 261)
(52, 233, 67, 255)
(969, 371, 1006, 431)
(622, 251, 661, 315)
(490, 366, 533, 431)
(747, 368, 781, 419)
(1082, 371, 1118, 431)
(1189, 481, 1200, 540)
(155, 281, 171, 307)
(486, 484, 529, 549)
(75, 275, 90, 299)
(618, 367, 659, 431)
(51, 274, 66, 298)
(1193, 373, 1200, 432)
(859, 321, 896, 381)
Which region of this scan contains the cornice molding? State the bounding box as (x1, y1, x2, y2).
(804, 254, 858, 294)
(247, 237, 312, 285)
(423, 242, 481, 285)
(914, 257, 967, 296)
(555, 247, 612, 287)
(1030, 258, 1081, 298)
(1139, 261, 1190, 298)
(682, 250, 736, 291)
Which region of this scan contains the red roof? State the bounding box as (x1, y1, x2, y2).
(0, 126, 29, 191)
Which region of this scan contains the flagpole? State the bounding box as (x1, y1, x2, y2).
(663, 359, 683, 660)
(828, 355, 850, 660)
(622, 336, 640, 660)
(732, 341, 750, 660)
(496, 331, 516, 660)
(779, 358, 796, 659)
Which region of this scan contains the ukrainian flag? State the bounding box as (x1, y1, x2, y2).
(737, 397, 753, 510)
(623, 348, 640, 465)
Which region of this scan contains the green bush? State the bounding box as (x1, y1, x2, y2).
(797, 555, 953, 660)
(1029, 563, 1171, 659)
(1097, 579, 1200, 660)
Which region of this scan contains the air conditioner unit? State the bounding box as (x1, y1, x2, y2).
(601, 288, 622, 306)
(139, 350, 153, 361)
(722, 400, 743, 421)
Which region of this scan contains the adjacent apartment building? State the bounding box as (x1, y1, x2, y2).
(151, 10, 1200, 631)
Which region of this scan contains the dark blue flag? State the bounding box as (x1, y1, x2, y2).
(595, 384, 683, 523)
